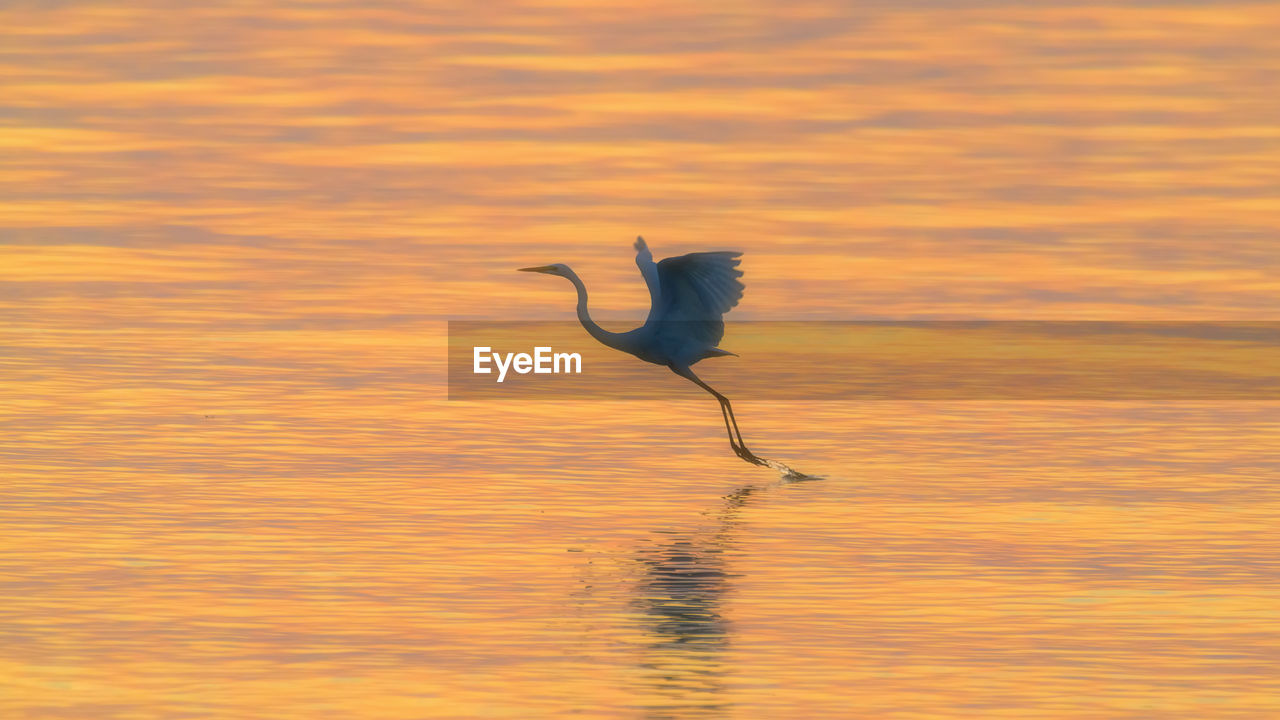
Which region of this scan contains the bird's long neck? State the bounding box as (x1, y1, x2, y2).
(563, 268, 625, 350)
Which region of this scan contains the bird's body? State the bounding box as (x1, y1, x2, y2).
(520, 237, 767, 466)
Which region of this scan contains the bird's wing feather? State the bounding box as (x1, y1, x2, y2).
(653, 251, 745, 348)
(633, 237, 662, 319)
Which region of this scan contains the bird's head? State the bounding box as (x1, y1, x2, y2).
(517, 263, 570, 278)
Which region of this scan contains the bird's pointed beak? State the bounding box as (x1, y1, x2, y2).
(518, 265, 556, 274)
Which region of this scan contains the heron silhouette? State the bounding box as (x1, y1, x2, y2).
(520, 236, 792, 471)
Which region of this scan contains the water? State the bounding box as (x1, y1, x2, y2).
(6, 399, 1278, 717)
(4, 0, 1280, 717)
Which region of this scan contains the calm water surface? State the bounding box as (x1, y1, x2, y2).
(3, 1, 1279, 718)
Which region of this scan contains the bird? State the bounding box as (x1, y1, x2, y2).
(519, 236, 767, 467)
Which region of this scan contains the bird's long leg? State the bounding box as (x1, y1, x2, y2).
(717, 402, 743, 455)
(670, 364, 765, 466)
(689, 372, 747, 452)
(706, 386, 741, 457)
(695, 371, 751, 453)
(720, 398, 763, 465)
(723, 400, 752, 455)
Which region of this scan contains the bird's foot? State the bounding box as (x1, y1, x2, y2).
(733, 444, 768, 467)
(733, 444, 816, 479)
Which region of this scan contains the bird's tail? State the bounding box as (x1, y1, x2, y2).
(701, 347, 738, 359)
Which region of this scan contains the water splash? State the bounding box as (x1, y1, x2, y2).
(759, 457, 819, 482)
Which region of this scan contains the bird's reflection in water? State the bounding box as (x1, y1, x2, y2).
(632, 485, 759, 720)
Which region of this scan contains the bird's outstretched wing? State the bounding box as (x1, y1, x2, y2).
(634, 236, 661, 314)
(652, 248, 745, 348)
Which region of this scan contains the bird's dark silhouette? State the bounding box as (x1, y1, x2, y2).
(520, 236, 803, 474)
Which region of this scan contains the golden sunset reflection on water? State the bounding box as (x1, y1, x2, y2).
(3, 1, 1279, 717)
